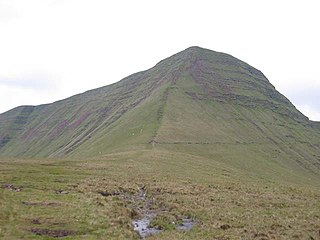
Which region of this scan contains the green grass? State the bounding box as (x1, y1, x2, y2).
(1, 151, 320, 239)
(1, 46, 320, 239)
(1, 46, 318, 160)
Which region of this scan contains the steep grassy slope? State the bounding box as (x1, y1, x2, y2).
(1, 47, 320, 239)
(150, 48, 320, 185)
(74, 47, 320, 184)
(0, 49, 196, 157)
(0, 46, 319, 183)
(0, 70, 165, 157)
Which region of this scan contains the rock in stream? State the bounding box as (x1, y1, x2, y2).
(132, 214, 162, 238)
(130, 187, 195, 238)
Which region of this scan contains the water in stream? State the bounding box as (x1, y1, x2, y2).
(132, 214, 162, 238)
(131, 187, 195, 238)
(132, 216, 195, 238)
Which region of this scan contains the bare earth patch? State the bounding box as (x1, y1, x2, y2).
(30, 228, 76, 238)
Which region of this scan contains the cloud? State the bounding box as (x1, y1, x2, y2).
(0, 72, 60, 114)
(297, 105, 320, 122)
(0, 0, 319, 121)
(0, 84, 61, 114)
(0, 1, 17, 21)
(283, 87, 320, 119)
(0, 73, 57, 90)
(280, 86, 320, 121)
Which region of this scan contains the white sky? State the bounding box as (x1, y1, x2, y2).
(0, 0, 319, 120)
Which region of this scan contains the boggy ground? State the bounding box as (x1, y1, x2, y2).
(0, 150, 320, 239)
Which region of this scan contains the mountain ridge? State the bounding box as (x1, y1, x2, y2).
(0, 47, 319, 185)
(0, 46, 309, 121)
(2, 46, 320, 240)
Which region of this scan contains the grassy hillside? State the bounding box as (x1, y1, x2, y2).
(151, 49, 320, 186)
(0, 46, 320, 182)
(0, 47, 319, 158)
(1, 47, 320, 239)
(1, 151, 320, 239)
(0, 69, 164, 157)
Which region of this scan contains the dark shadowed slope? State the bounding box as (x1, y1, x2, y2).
(0, 46, 320, 183)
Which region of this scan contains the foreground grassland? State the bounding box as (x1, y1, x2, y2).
(1, 150, 320, 239)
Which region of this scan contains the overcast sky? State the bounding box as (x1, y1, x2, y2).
(0, 0, 319, 120)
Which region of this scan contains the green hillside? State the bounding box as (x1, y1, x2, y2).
(1, 47, 320, 239)
(1, 46, 319, 183)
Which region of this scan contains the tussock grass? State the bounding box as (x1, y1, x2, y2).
(1, 150, 320, 239)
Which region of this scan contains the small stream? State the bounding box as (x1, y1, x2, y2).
(132, 213, 195, 238)
(132, 214, 161, 238)
(131, 187, 195, 238)
(176, 218, 195, 231)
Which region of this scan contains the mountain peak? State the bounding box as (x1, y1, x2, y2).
(174, 46, 214, 58)
(158, 46, 243, 70)
(0, 46, 315, 158)
(184, 45, 206, 52)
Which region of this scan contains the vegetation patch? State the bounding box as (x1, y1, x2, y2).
(22, 201, 60, 206)
(1, 151, 320, 239)
(30, 228, 76, 238)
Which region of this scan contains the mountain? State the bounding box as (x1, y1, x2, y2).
(1, 46, 320, 183)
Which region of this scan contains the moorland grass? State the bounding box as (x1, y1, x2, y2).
(1, 150, 320, 239)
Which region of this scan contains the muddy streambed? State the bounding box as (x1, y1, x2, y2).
(132, 213, 161, 238)
(132, 215, 195, 238)
(131, 187, 195, 238)
(97, 185, 196, 238)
